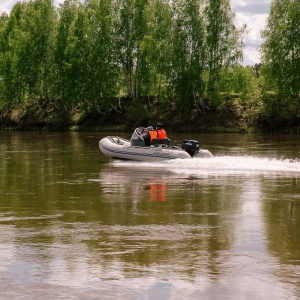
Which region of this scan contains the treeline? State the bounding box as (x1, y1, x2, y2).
(0, 0, 299, 131)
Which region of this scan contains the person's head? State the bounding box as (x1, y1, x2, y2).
(147, 126, 154, 131)
(156, 123, 162, 129)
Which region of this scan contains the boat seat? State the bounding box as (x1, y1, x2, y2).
(131, 139, 146, 147)
(150, 138, 160, 146)
(159, 138, 170, 146)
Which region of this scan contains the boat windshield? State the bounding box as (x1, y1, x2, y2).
(130, 127, 147, 141)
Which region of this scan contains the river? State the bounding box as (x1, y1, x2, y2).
(0, 131, 300, 299)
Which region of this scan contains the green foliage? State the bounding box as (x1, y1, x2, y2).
(64, 4, 90, 106)
(205, 0, 245, 105)
(114, 0, 149, 99)
(16, 0, 57, 100)
(261, 0, 300, 104)
(0, 0, 272, 130)
(0, 2, 26, 104)
(142, 0, 172, 100)
(85, 0, 119, 102)
(168, 0, 207, 109)
(55, 0, 81, 107)
(219, 65, 261, 101)
(260, 0, 300, 128)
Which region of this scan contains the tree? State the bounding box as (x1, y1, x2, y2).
(0, 12, 8, 100)
(15, 0, 57, 101)
(205, 0, 244, 104)
(142, 0, 173, 100)
(114, 0, 148, 99)
(169, 0, 207, 109)
(261, 0, 300, 100)
(0, 3, 26, 105)
(60, 1, 90, 108)
(83, 0, 119, 111)
(55, 0, 81, 107)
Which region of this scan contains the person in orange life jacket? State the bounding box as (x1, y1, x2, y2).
(156, 123, 167, 139)
(147, 126, 157, 144)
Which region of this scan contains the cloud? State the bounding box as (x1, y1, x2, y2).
(54, 0, 65, 7)
(232, 0, 271, 14)
(233, 0, 271, 65)
(0, 0, 64, 12)
(0, 0, 15, 13)
(235, 12, 269, 44)
(235, 3, 270, 15)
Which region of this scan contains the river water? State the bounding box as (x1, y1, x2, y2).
(0, 131, 300, 300)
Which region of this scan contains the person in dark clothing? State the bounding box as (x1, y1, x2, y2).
(156, 123, 167, 139)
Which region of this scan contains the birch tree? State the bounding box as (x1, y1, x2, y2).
(261, 0, 300, 99)
(205, 0, 244, 104)
(114, 0, 148, 99)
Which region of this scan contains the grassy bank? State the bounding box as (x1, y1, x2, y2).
(1, 95, 299, 133)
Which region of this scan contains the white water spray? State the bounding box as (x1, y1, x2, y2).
(111, 155, 300, 176)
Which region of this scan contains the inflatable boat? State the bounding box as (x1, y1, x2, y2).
(99, 127, 213, 161)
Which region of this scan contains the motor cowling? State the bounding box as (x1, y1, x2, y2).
(181, 139, 200, 157)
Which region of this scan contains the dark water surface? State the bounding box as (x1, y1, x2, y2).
(0, 131, 300, 299)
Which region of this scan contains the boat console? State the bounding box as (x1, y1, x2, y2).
(130, 127, 147, 146)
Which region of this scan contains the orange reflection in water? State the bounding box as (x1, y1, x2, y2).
(148, 180, 167, 202)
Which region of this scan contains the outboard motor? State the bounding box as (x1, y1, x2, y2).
(181, 139, 200, 157)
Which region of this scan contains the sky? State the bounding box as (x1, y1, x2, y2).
(231, 0, 271, 65)
(0, 0, 272, 66)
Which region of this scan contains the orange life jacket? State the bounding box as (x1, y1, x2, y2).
(149, 130, 157, 142)
(156, 129, 167, 139)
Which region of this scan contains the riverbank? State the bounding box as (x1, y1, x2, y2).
(1, 95, 299, 133)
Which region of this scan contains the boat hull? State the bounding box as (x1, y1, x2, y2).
(99, 137, 192, 161)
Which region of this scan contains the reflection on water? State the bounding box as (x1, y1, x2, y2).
(0, 132, 300, 299)
(148, 180, 167, 202)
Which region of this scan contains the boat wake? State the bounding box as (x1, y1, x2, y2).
(110, 155, 300, 177)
